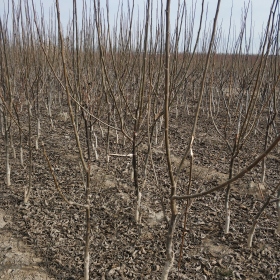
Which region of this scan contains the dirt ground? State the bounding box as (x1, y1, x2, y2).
(0, 209, 55, 280)
(0, 102, 280, 279)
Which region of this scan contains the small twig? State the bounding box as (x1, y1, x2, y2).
(247, 182, 280, 247)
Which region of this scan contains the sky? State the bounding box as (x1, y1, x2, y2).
(0, 0, 276, 53)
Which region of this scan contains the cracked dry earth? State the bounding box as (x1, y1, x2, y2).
(0, 102, 280, 279)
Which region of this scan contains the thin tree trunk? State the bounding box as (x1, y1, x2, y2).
(35, 117, 40, 150)
(277, 187, 280, 233)
(248, 196, 271, 247)
(161, 215, 178, 280)
(24, 103, 32, 204)
(4, 114, 11, 186)
(84, 206, 90, 280)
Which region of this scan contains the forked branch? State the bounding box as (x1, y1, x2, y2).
(173, 133, 280, 200)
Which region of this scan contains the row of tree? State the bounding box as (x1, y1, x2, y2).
(0, 0, 279, 279)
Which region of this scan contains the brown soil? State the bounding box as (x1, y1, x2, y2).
(0, 210, 54, 279)
(0, 102, 280, 279)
